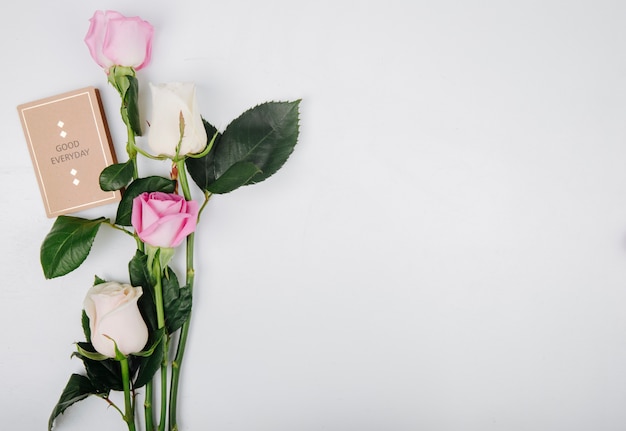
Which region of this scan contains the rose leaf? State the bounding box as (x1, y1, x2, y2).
(206, 161, 262, 194)
(133, 329, 166, 389)
(185, 120, 220, 190)
(124, 74, 143, 137)
(186, 100, 300, 194)
(40, 216, 107, 279)
(129, 250, 159, 332)
(99, 160, 134, 191)
(48, 374, 102, 431)
(74, 343, 125, 392)
(161, 269, 192, 333)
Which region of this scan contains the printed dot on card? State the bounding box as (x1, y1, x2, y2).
(70, 169, 77, 176)
(57, 121, 64, 128)
(73, 179, 80, 186)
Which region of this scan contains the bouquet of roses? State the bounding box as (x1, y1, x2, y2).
(44, 10, 300, 431)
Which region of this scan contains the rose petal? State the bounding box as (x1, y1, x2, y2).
(131, 193, 147, 232)
(84, 11, 126, 69)
(102, 16, 153, 69)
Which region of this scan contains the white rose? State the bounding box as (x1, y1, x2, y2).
(147, 82, 208, 157)
(84, 281, 149, 358)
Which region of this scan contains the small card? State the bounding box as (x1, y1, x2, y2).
(18, 87, 121, 218)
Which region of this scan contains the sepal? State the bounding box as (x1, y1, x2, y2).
(74, 343, 108, 361)
(146, 244, 175, 274)
(132, 327, 165, 358)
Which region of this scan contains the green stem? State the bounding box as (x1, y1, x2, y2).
(108, 65, 139, 180)
(134, 144, 168, 161)
(152, 257, 169, 431)
(198, 191, 213, 221)
(169, 234, 194, 431)
(153, 258, 166, 329)
(159, 337, 169, 431)
(126, 124, 139, 180)
(104, 220, 136, 238)
(102, 395, 125, 418)
(144, 381, 154, 431)
(120, 357, 137, 431)
(176, 160, 192, 201)
(169, 160, 197, 431)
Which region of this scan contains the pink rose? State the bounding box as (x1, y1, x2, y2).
(84, 282, 149, 358)
(132, 192, 199, 248)
(84, 10, 154, 71)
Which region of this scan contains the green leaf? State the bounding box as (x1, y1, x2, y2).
(48, 374, 101, 431)
(127, 251, 190, 387)
(108, 66, 142, 137)
(129, 251, 159, 332)
(185, 121, 221, 189)
(186, 100, 300, 194)
(124, 74, 143, 137)
(74, 342, 124, 392)
(99, 160, 134, 191)
(205, 161, 262, 194)
(115, 176, 176, 226)
(130, 250, 192, 334)
(133, 328, 165, 388)
(167, 285, 192, 333)
(81, 310, 91, 343)
(161, 269, 192, 333)
(40, 216, 107, 279)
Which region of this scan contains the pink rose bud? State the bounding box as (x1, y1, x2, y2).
(84, 10, 154, 71)
(132, 192, 199, 248)
(84, 282, 149, 358)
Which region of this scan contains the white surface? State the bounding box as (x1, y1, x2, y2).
(3, 1, 626, 430)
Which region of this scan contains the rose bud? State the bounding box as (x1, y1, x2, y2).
(83, 282, 149, 358)
(147, 82, 208, 158)
(131, 192, 199, 249)
(84, 10, 154, 71)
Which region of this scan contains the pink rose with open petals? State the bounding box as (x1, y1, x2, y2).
(132, 192, 199, 248)
(84, 10, 153, 71)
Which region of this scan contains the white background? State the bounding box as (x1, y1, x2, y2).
(2, 1, 626, 430)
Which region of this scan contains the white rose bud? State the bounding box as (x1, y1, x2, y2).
(84, 281, 149, 358)
(147, 82, 208, 157)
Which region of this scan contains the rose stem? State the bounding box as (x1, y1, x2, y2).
(169, 159, 197, 431)
(120, 356, 137, 431)
(109, 65, 139, 180)
(144, 383, 154, 431)
(152, 256, 169, 431)
(126, 123, 139, 179)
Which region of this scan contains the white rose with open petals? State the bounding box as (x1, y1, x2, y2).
(84, 281, 149, 358)
(148, 82, 207, 157)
